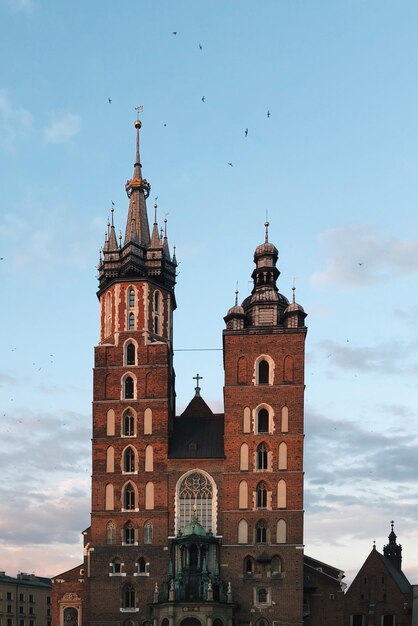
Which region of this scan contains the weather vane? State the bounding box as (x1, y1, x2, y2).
(135, 105, 143, 119)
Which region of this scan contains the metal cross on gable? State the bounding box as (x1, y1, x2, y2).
(193, 373, 203, 391)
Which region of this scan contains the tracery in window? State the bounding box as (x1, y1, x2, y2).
(124, 522, 135, 545)
(106, 521, 116, 545)
(144, 521, 153, 544)
(122, 411, 135, 437)
(123, 483, 136, 510)
(177, 471, 215, 533)
(123, 447, 135, 473)
(257, 443, 268, 470)
(256, 520, 267, 544)
(123, 584, 135, 609)
(256, 482, 267, 509)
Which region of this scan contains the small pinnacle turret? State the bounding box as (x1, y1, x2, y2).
(383, 520, 402, 571)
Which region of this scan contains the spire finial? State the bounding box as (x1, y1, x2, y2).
(154, 197, 158, 225)
(292, 277, 297, 304)
(110, 204, 114, 227)
(373, 539, 376, 550)
(391, 520, 394, 531)
(164, 213, 169, 238)
(193, 373, 203, 396)
(134, 106, 143, 166)
(119, 231, 122, 249)
(264, 218, 269, 243)
(235, 287, 239, 306)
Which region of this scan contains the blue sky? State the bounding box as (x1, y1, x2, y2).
(1, 0, 418, 584)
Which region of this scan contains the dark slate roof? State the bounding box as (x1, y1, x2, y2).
(0, 572, 51, 588)
(377, 552, 412, 593)
(304, 554, 345, 580)
(169, 394, 224, 458)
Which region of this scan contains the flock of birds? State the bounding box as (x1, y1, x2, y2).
(104, 34, 272, 169)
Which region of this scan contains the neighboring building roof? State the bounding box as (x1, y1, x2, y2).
(169, 392, 224, 458)
(0, 571, 51, 588)
(52, 564, 84, 582)
(304, 555, 345, 581)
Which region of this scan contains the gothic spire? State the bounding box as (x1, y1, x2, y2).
(124, 117, 151, 246)
(383, 520, 402, 571)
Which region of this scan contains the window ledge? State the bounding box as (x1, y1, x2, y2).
(120, 608, 139, 613)
(133, 572, 149, 577)
(109, 572, 127, 577)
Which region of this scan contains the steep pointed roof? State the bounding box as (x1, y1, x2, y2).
(124, 119, 151, 246)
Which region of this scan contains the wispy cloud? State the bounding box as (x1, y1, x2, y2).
(0, 90, 33, 152)
(311, 225, 418, 290)
(44, 113, 81, 143)
(6, 0, 34, 14)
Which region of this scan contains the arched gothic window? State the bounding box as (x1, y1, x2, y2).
(257, 443, 268, 470)
(128, 288, 135, 308)
(256, 482, 267, 509)
(258, 588, 267, 604)
(123, 584, 135, 609)
(244, 557, 254, 576)
(153, 291, 161, 335)
(258, 359, 269, 384)
(144, 521, 153, 544)
(126, 342, 135, 365)
(124, 376, 134, 400)
(177, 471, 215, 533)
(256, 520, 267, 544)
(106, 520, 116, 545)
(123, 447, 135, 473)
(124, 522, 135, 545)
(123, 411, 135, 437)
(123, 483, 135, 510)
(105, 292, 112, 338)
(257, 408, 269, 433)
(128, 312, 135, 331)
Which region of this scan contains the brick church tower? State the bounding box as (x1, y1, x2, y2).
(52, 118, 307, 626)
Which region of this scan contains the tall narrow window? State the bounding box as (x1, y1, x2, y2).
(281, 406, 289, 433)
(256, 520, 267, 544)
(123, 411, 135, 437)
(257, 443, 268, 470)
(123, 483, 135, 510)
(257, 409, 269, 433)
(271, 556, 281, 576)
(105, 484, 114, 511)
(128, 312, 135, 331)
(124, 376, 134, 400)
(106, 521, 116, 545)
(278, 442, 287, 470)
(111, 557, 122, 574)
(284, 355, 294, 382)
(126, 343, 135, 365)
(123, 585, 135, 609)
(258, 588, 267, 604)
(144, 521, 153, 544)
(244, 557, 253, 576)
(123, 447, 135, 473)
(153, 291, 161, 335)
(276, 519, 286, 543)
(145, 445, 153, 472)
(240, 443, 249, 470)
(237, 356, 248, 384)
(258, 359, 269, 384)
(105, 292, 112, 337)
(124, 522, 135, 545)
(277, 480, 287, 508)
(145, 482, 154, 510)
(128, 288, 135, 308)
(256, 482, 267, 509)
(239, 480, 248, 509)
(144, 408, 152, 435)
(137, 557, 147, 574)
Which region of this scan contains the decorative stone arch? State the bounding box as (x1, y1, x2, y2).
(144, 407, 152, 434)
(59, 593, 82, 626)
(106, 409, 115, 436)
(253, 403, 275, 434)
(179, 619, 202, 626)
(175, 469, 218, 535)
(121, 407, 137, 437)
(238, 519, 248, 544)
(121, 372, 137, 400)
(123, 337, 138, 366)
(121, 480, 138, 511)
(121, 444, 138, 474)
(106, 446, 115, 473)
(240, 443, 249, 470)
(145, 481, 154, 510)
(254, 354, 275, 385)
